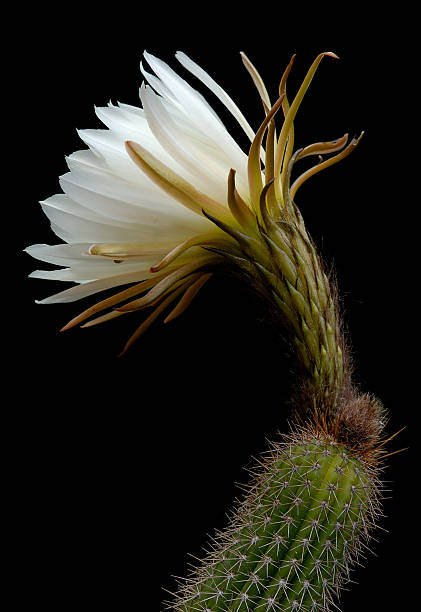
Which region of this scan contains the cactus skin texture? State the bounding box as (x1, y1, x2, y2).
(174, 429, 381, 612)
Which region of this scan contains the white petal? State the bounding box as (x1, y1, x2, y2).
(66, 148, 106, 172)
(34, 268, 158, 304)
(78, 118, 201, 189)
(40, 195, 144, 242)
(143, 52, 248, 173)
(29, 256, 161, 282)
(143, 52, 223, 124)
(175, 51, 256, 144)
(140, 84, 232, 202)
(116, 101, 146, 119)
(25, 243, 95, 266)
(140, 62, 178, 103)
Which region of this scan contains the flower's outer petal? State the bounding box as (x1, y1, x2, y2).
(93, 102, 222, 190)
(42, 206, 138, 243)
(34, 268, 161, 304)
(25, 243, 99, 266)
(125, 141, 233, 224)
(59, 166, 210, 226)
(139, 63, 178, 104)
(78, 107, 243, 206)
(175, 51, 256, 144)
(140, 84, 237, 203)
(29, 257, 161, 281)
(78, 120, 194, 186)
(25, 242, 174, 267)
(65, 153, 210, 228)
(142, 52, 248, 177)
(43, 173, 209, 242)
(40, 195, 156, 243)
(142, 52, 223, 123)
(114, 101, 147, 119)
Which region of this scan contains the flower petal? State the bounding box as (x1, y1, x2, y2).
(125, 140, 235, 224)
(140, 84, 238, 202)
(176, 51, 256, 144)
(142, 52, 248, 176)
(33, 268, 160, 304)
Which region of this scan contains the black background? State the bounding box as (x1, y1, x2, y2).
(12, 5, 416, 611)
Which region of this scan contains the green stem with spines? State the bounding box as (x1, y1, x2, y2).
(175, 435, 377, 612)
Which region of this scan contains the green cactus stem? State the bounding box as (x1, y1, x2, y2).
(173, 428, 381, 612)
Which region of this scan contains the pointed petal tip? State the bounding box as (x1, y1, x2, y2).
(353, 131, 365, 144)
(117, 346, 129, 358)
(125, 140, 140, 158)
(114, 305, 134, 313)
(60, 315, 83, 331)
(325, 51, 340, 59)
(125, 140, 143, 156)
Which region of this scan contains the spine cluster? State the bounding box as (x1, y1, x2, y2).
(173, 432, 380, 612)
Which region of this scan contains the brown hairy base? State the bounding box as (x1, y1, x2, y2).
(292, 377, 387, 464)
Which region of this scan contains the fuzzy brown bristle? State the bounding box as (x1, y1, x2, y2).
(290, 368, 386, 462)
(334, 393, 387, 460)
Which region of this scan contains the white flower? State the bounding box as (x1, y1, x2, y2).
(26, 50, 360, 354)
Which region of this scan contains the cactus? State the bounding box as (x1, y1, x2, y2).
(27, 50, 392, 611)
